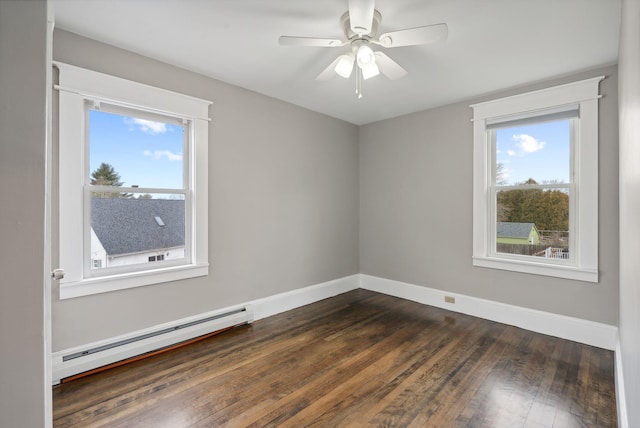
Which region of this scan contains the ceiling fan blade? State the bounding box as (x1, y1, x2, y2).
(377, 23, 448, 48)
(374, 52, 408, 80)
(316, 56, 342, 81)
(348, 0, 375, 35)
(279, 36, 345, 47)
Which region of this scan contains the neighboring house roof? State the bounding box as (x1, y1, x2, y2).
(91, 197, 185, 256)
(496, 222, 537, 239)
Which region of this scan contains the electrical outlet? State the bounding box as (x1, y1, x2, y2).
(444, 296, 455, 304)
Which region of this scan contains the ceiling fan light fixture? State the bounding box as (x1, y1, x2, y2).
(361, 62, 380, 80)
(356, 44, 375, 68)
(335, 54, 355, 78)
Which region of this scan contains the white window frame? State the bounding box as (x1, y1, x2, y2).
(82, 103, 191, 278)
(470, 77, 603, 282)
(56, 62, 212, 299)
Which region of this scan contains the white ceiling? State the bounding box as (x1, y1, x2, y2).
(52, 0, 621, 125)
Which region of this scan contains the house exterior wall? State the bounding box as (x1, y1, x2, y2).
(107, 246, 184, 267)
(360, 65, 619, 325)
(51, 30, 360, 351)
(90, 228, 107, 268)
(496, 236, 530, 245)
(495, 228, 539, 245)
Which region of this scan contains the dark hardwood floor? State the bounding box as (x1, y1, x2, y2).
(52, 289, 616, 427)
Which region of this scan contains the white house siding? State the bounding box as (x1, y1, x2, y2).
(90, 228, 107, 268)
(107, 245, 185, 267)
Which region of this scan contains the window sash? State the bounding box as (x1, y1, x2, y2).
(489, 187, 574, 265)
(85, 102, 190, 191)
(82, 188, 192, 279)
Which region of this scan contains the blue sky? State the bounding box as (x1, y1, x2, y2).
(496, 119, 571, 185)
(89, 110, 184, 190)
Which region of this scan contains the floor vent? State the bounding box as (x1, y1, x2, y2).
(53, 305, 253, 384)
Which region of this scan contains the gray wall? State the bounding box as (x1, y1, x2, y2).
(52, 30, 360, 351)
(360, 65, 619, 325)
(0, 1, 49, 427)
(618, 0, 640, 424)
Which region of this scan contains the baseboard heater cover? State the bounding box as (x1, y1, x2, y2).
(52, 305, 253, 384)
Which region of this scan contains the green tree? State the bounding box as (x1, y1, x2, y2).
(90, 162, 123, 186)
(90, 162, 132, 198)
(497, 178, 569, 231)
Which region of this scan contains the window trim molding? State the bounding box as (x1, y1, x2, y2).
(56, 62, 212, 299)
(470, 76, 603, 282)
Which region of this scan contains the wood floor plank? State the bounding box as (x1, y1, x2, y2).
(318, 315, 489, 427)
(53, 290, 616, 427)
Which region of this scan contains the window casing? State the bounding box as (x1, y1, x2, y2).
(471, 77, 602, 282)
(56, 62, 212, 299)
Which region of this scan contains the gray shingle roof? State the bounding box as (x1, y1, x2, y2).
(496, 222, 536, 239)
(91, 197, 185, 256)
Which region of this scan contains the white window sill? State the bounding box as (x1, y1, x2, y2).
(473, 256, 598, 283)
(59, 263, 209, 299)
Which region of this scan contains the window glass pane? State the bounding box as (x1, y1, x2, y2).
(90, 193, 186, 271)
(496, 120, 571, 186)
(88, 109, 185, 189)
(496, 188, 569, 259)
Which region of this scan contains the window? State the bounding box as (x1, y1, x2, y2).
(88, 107, 187, 274)
(471, 77, 602, 282)
(57, 62, 212, 298)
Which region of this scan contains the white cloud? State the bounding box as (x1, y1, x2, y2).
(513, 134, 545, 153)
(125, 118, 168, 135)
(507, 150, 517, 156)
(143, 150, 182, 161)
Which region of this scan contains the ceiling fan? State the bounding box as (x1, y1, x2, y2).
(278, 0, 448, 98)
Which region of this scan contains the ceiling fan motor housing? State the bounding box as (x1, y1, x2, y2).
(341, 10, 382, 42)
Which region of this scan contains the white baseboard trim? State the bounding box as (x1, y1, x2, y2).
(615, 336, 629, 428)
(52, 273, 616, 386)
(51, 274, 360, 384)
(360, 274, 617, 350)
(248, 274, 360, 321)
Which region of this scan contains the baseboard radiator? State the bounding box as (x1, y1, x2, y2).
(52, 305, 253, 384)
